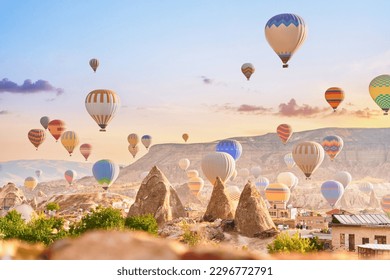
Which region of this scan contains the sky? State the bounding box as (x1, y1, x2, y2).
(1, 0, 390, 165)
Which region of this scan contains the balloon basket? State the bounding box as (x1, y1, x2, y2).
(283, 64, 288, 68)
(99, 129, 106, 132)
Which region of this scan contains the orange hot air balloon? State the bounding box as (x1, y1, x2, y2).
(277, 124, 293, 144)
(80, 143, 92, 161)
(325, 87, 344, 112)
(182, 133, 189, 142)
(47, 120, 66, 142)
(28, 129, 46, 150)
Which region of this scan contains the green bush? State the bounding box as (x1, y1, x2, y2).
(180, 221, 200, 246)
(46, 202, 60, 211)
(267, 232, 319, 254)
(125, 214, 158, 235)
(0, 210, 26, 240)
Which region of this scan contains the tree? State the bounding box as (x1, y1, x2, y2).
(267, 232, 319, 254)
(46, 202, 60, 212)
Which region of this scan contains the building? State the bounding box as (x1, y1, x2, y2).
(357, 244, 390, 259)
(295, 209, 328, 230)
(268, 201, 297, 220)
(331, 214, 390, 252)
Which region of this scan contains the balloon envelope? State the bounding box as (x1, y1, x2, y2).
(186, 169, 199, 178)
(80, 143, 92, 161)
(238, 168, 250, 178)
(277, 172, 296, 188)
(325, 87, 344, 112)
(48, 120, 66, 142)
(141, 135, 152, 149)
(230, 169, 238, 181)
(201, 152, 235, 185)
(182, 133, 189, 142)
(179, 158, 190, 171)
(187, 176, 204, 197)
(277, 124, 293, 144)
(292, 141, 325, 179)
(128, 145, 139, 158)
(381, 194, 390, 214)
(334, 171, 352, 189)
(89, 58, 99, 72)
(92, 159, 120, 190)
(322, 135, 344, 161)
(127, 133, 139, 147)
(359, 182, 374, 194)
(321, 180, 344, 207)
(28, 129, 46, 150)
(369, 75, 390, 115)
(265, 183, 291, 202)
(250, 166, 262, 179)
(61, 131, 79, 156)
(215, 139, 242, 161)
(226, 185, 241, 201)
(24, 177, 38, 190)
(241, 63, 255, 80)
(35, 170, 42, 178)
(284, 152, 296, 169)
(64, 170, 77, 185)
(40, 116, 50, 130)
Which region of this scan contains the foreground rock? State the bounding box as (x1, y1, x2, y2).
(128, 166, 186, 225)
(0, 183, 27, 210)
(203, 177, 234, 222)
(235, 181, 277, 237)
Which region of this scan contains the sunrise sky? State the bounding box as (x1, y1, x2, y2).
(1, 0, 390, 164)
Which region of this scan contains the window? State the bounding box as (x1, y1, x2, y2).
(375, 235, 386, 244)
(340, 234, 345, 246)
(362, 238, 369, 245)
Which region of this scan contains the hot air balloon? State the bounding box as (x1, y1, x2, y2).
(188, 176, 204, 197)
(277, 124, 293, 144)
(230, 169, 238, 181)
(325, 87, 344, 112)
(334, 171, 352, 189)
(215, 139, 243, 161)
(381, 194, 390, 214)
(179, 158, 190, 171)
(80, 143, 92, 161)
(127, 133, 139, 148)
(255, 176, 269, 196)
(92, 159, 120, 190)
(47, 119, 66, 142)
(238, 168, 250, 178)
(186, 169, 199, 179)
(64, 170, 77, 186)
(35, 170, 42, 178)
(226, 185, 241, 202)
(292, 141, 325, 179)
(201, 152, 235, 185)
(141, 135, 152, 149)
(369, 74, 390, 115)
(359, 182, 374, 194)
(277, 172, 296, 188)
(24, 177, 38, 190)
(89, 58, 99, 72)
(265, 13, 307, 68)
(28, 129, 46, 150)
(322, 135, 344, 161)
(128, 145, 139, 158)
(61, 131, 79, 156)
(284, 153, 296, 169)
(40, 116, 50, 130)
(250, 166, 262, 179)
(241, 63, 255, 80)
(321, 180, 344, 208)
(265, 183, 291, 202)
(182, 133, 189, 142)
(85, 89, 120, 132)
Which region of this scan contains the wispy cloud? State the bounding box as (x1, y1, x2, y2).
(0, 110, 9, 115)
(277, 98, 328, 117)
(337, 107, 381, 119)
(215, 103, 272, 115)
(0, 78, 64, 96)
(200, 76, 213, 85)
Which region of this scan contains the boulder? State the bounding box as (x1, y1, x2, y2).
(128, 166, 185, 226)
(0, 183, 26, 210)
(203, 177, 234, 222)
(235, 181, 277, 237)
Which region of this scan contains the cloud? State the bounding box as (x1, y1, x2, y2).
(200, 76, 213, 85)
(215, 103, 272, 115)
(277, 99, 328, 117)
(0, 78, 64, 95)
(337, 107, 381, 119)
(0, 110, 9, 115)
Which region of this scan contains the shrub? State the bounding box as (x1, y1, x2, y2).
(46, 202, 60, 211)
(180, 221, 200, 246)
(0, 210, 26, 240)
(267, 232, 318, 254)
(125, 214, 158, 235)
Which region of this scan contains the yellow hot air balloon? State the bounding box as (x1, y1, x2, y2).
(85, 89, 120, 131)
(186, 169, 199, 178)
(265, 13, 307, 68)
(182, 133, 189, 142)
(201, 152, 235, 185)
(369, 74, 390, 115)
(241, 63, 255, 80)
(265, 183, 291, 202)
(127, 133, 139, 148)
(128, 145, 139, 158)
(24, 177, 38, 190)
(89, 58, 99, 72)
(292, 141, 325, 179)
(276, 172, 296, 188)
(188, 176, 204, 197)
(61, 131, 79, 156)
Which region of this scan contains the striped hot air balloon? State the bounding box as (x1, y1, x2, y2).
(89, 58, 99, 72)
(359, 182, 374, 194)
(325, 87, 344, 112)
(381, 194, 390, 214)
(188, 176, 204, 197)
(24, 177, 38, 190)
(241, 63, 255, 80)
(92, 159, 120, 190)
(255, 176, 269, 197)
(321, 180, 344, 208)
(40, 116, 50, 130)
(128, 145, 139, 158)
(28, 129, 46, 150)
(80, 143, 92, 161)
(61, 131, 79, 156)
(369, 74, 390, 115)
(201, 152, 235, 186)
(215, 139, 243, 161)
(64, 170, 77, 186)
(265, 183, 291, 202)
(182, 133, 189, 142)
(265, 13, 307, 68)
(85, 89, 120, 132)
(186, 169, 199, 179)
(284, 152, 296, 169)
(48, 119, 66, 142)
(127, 133, 139, 148)
(292, 141, 325, 179)
(277, 124, 293, 144)
(322, 135, 344, 161)
(141, 135, 152, 149)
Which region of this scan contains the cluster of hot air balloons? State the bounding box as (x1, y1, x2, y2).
(127, 133, 153, 159)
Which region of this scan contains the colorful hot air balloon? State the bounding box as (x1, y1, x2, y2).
(334, 171, 352, 189)
(40, 116, 50, 130)
(277, 124, 293, 144)
(141, 135, 152, 149)
(127, 133, 139, 148)
(359, 182, 374, 194)
(284, 153, 296, 169)
(61, 131, 79, 156)
(265, 13, 307, 68)
(381, 194, 390, 214)
(215, 139, 243, 161)
(265, 183, 291, 202)
(182, 133, 189, 142)
(47, 120, 66, 142)
(238, 168, 250, 178)
(325, 87, 344, 112)
(64, 170, 77, 186)
(85, 89, 120, 132)
(89, 58, 99, 72)
(201, 152, 236, 185)
(186, 169, 199, 179)
(24, 177, 38, 190)
(292, 141, 325, 179)
(241, 63, 255, 80)
(188, 176, 204, 197)
(28, 129, 46, 150)
(255, 176, 269, 196)
(92, 159, 120, 190)
(80, 143, 92, 161)
(321, 180, 344, 208)
(35, 170, 42, 178)
(128, 145, 139, 158)
(226, 185, 241, 201)
(179, 158, 190, 171)
(369, 74, 390, 115)
(322, 135, 344, 161)
(277, 172, 296, 188)
(250, 166, 262, 179)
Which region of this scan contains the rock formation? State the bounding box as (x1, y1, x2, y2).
(127, 166, 186, 226)
(235, 181, 277, 237)
(203, 177, 234, 222)
(174, 183, 202, 206)
(0, 183, 26, 210)
(369, 190, 381, 209)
